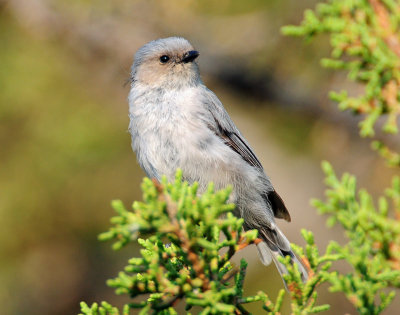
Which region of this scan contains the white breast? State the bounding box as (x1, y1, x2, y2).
(129, 86, 209, 178)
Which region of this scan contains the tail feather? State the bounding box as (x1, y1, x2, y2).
(256, 241, 272, 265)
(256, 226, 308, 289)
(259, 226, 291, 252)
(271, 247, 308, 283)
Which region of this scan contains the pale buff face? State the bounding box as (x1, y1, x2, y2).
(132, 37, 200, 87)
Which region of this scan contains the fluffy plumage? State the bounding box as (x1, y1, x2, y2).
(128, 37, 308, 287)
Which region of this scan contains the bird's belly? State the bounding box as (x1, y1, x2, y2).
(134, 128, 183, 180)
(131, 107, 202, 178)
(178, 140, 249, 194)
(135, 122, 233, 187)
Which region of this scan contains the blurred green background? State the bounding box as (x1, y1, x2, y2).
(1, 0, 399, 314)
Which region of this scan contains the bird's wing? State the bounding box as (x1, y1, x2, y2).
(215, 119, 264, 169)
(202, 87, 291, 222)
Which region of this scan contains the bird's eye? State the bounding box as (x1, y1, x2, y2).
(160, 55, 170, 63)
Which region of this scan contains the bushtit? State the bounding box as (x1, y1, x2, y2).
(128, 37, 308, 286)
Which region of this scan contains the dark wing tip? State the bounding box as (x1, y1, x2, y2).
(268, 190, 291, 222)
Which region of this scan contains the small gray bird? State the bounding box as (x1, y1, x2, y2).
(128, 37, 308, 286)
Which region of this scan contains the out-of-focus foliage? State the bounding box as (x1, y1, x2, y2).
(0, 12, 141, 315)
(282, 0, 400, 165)
(80, 172, 334, 314)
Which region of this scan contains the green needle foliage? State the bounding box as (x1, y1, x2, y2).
(79, 172, 331, 315)
(282, 0, 400, 165)
(313, 161, 400, 314)
(83, 171, 266, 314)
(79, 166, 400, 314)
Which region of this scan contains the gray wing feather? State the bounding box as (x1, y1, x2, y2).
(202, 87, 291, 222)
(202, 88, 263, 169)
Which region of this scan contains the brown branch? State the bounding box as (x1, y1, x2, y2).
(369, 0, 400, 58)
(237, 237, 262, 250)
(221, 267, 239, 283)
(301, 256, 314, 278)
(154, 180, 211, 291)
(382, 80, 398, 108)
(389, 242, 400, 270)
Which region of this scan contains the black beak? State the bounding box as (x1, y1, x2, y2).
(182, 50, 199, 63)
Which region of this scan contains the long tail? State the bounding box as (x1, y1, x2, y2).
(256, 226, 308, 290)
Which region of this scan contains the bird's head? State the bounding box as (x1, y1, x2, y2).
(131, 37, 201, 88)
